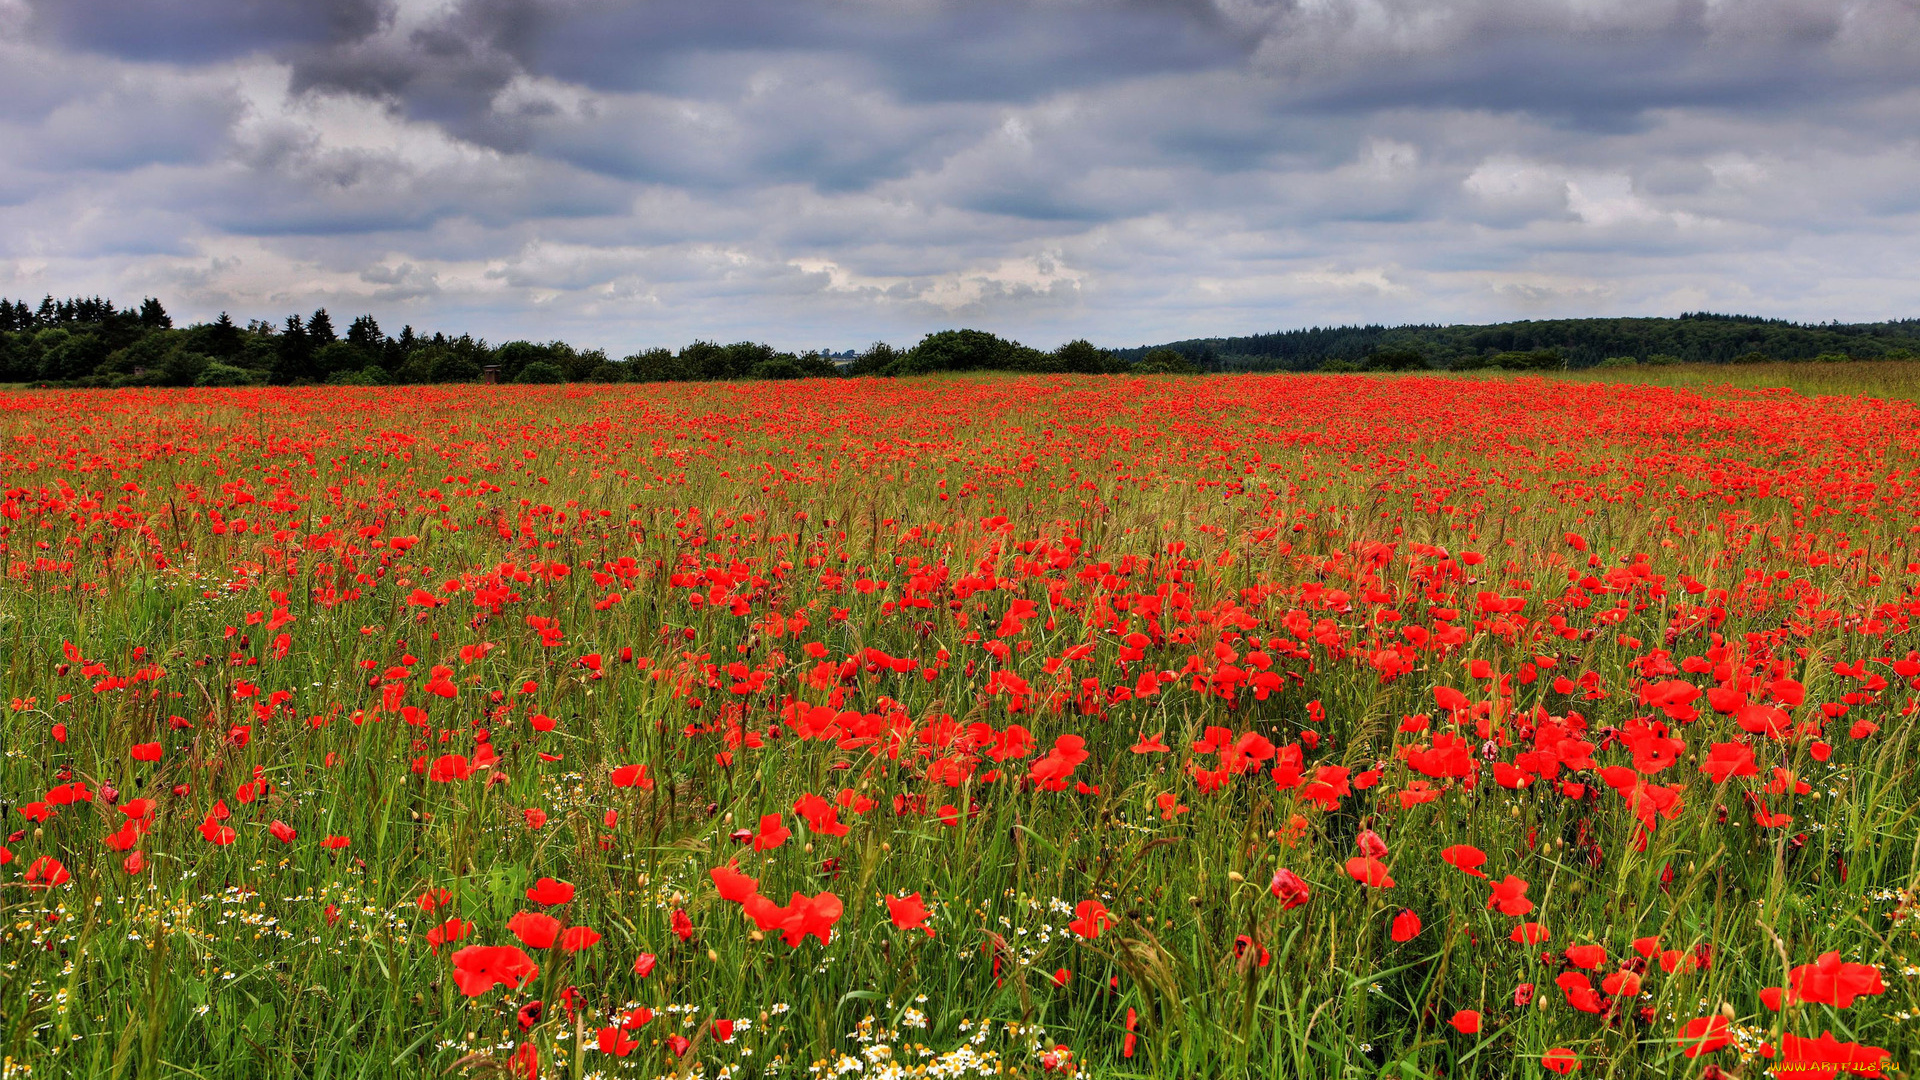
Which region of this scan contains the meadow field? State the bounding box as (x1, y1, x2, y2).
(4, 369, 1919, 1079)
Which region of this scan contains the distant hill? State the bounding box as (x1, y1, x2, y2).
(1112, 314, 1920, 371)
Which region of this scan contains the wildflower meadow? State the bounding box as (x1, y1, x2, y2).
(4, 370, 1919, 1079)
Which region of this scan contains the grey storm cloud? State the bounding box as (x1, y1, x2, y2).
(3, 0, 1919, 351)
(27, 0, 391, 63)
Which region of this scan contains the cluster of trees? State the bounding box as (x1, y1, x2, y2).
(0, 297, 1158, 388)
(0, 297, 603, 388)
(7, 296, 1917, 388)
(1120, 313, 1920, 372)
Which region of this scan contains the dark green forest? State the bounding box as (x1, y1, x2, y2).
(1120, 313, 1920, 372)
(2, 295, 1916, 388)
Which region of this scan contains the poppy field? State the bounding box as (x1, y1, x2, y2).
(5, 371, 1920, 1079)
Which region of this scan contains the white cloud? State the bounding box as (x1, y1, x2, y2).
(1, 0, 1918, 350)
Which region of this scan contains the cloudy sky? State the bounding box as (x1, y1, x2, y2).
(2, 0, 1917, 352)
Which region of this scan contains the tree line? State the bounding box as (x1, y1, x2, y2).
(1118, 313, 1920, 372)
(4, 295, 1915, 388)
(0, 297, 1193, 388)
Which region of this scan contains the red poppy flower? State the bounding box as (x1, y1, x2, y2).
(772, 890, 842, 947)
(1541, 1048, 1579, 1074)
(793, 792, 850, 837)
(1486, 875, 1533, 916)
(596, 1026, 638, 1056)
(131, 742, 163, 762)
(670, 909, 693, 942)
(46, 781, 93, 805)
(1563, 944, 1606, 970)
(1778, 1030, 1890, 1079)
(1270, 868, 1310, 909)
(633, 952, 658, 977)
(198, 818, 236, 845)
(1601, 970, 1641, 997)
(1449, 1010, 1480, 1034)
(448, 945, 539, 996)
(1390, 909, 1421, 942)
(1700, 741, 1758, 783)
(507, 911, 561, 950)
(752, 813, 790, 851)
(526, 876, 575, 905)
(1068, 899, 1112, 940)
(1788, 952, 1886, 1008)
(1441, 844, 1488, 878)
(1679, 1016, 1731, 1058)
(610, 763, 654, 790)
(1344, 856, 1394, 888)
(1554, 971, 1603, 1013)
(559, 926, 601, 952)
(23, 856, 69, 889)
(711, 863, 760, 903)
(104, 819, 141, 851)
(1131, 732, 1169, 754)
(424, 917, 472, 954)
(269, 820, 297, 844)
(1355, 829, 1389, 859)
(886, 892, 933, 937)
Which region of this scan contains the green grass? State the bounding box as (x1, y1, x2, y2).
(1476, 358, 1920, 400)
(2, 373, 1918, 1079)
